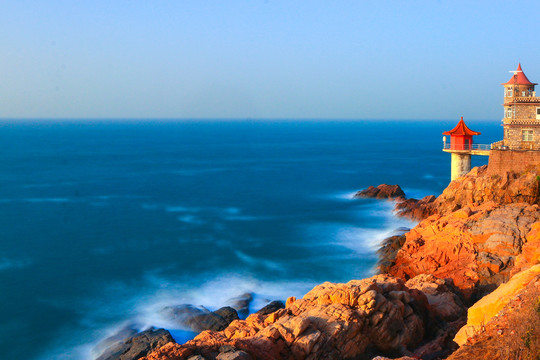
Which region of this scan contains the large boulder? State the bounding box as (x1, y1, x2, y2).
(406, 274, 466, 322)
(354, 184, 406, 199)
(255, 300, 285, 316)
(96, 327, 174, 360)
(226, 293, 253, 318)
(160, 305, 239, 332)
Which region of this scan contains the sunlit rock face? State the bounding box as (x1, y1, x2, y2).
(142, 275, 467, 360)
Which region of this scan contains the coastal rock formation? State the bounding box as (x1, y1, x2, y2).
(448, 266, 540, 360)
(226, 293, 254, 318)
(389, 201, 540, 299)
(142, 274, 467, 360)
(160, 305, 240, 332)
(405, 274, 465, 322)
(96, 327, 174, 360)
(453, 264, 540, 346)
(255, 300, 285, 316)
(355, 184, 406, 199)
(396, 165, 540, 220)
(138, 166, 540, 360)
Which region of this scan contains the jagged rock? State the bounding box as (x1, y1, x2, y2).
(96, 327, 174, 360)
(377, 229, 409, 274)
(395, 195, 437, 220)
(453, 264, 540, 346)
(227, 293, 253, 318)
(214, 307, 240, 325)
(255, 301, 285, 316)
(142, 275, 440, 360)
(355, 184, 406, 199)
(216, 349, 251, 360)
(449, 267, 540, 359)
(160, 305, 239, 332)
(388, 202, 540, 300)
(406, 274, 466, 322)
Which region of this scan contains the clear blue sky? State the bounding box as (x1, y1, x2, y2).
(1, 0, 539, 120)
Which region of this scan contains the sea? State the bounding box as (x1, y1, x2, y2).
(0, 119, 500, 360)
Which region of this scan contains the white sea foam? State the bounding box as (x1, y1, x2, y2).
(306, 201, 415, 255)
(324, 190, 359, 201)
(234, 250, 282, 272)
(41, 273, 315, 360)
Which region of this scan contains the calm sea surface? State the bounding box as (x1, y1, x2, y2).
(0, 119, 499, 359)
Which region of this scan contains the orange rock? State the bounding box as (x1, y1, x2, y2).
(389, 202, 540, 299)
(453, 264, 540, 346)
(142, 275, 443, 360)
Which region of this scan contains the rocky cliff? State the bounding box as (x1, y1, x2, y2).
(137, 165, 540, 360)
(141, 275, 465, 360)
(388, 164, 540, 300)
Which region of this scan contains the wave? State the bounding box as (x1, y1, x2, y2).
(40, 273, 315, 360)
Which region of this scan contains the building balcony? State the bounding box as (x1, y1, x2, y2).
(503, 117, 540, 125)
(442, 143, 491, 155)
(503, 96, 540, 104)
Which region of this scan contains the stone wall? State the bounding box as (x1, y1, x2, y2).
(487, 149, 540, 175)
(503, 124, 540, 149)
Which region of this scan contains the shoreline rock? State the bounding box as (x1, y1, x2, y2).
(133, 166, 540, 359)
(96, 327, 174, 360)
(354, 184, 406, 199)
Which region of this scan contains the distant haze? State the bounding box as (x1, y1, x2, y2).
(1, 1, 539, 120)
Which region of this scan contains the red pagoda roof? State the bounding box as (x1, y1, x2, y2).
(502, 63, 537, 86)
(443, 117, 481, 136)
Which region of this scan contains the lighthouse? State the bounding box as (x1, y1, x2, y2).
(443, 117, 488, 181)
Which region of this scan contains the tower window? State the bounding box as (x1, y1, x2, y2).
(522, 130, 534, 142)
(505, 107, 513, 118)
(536, 107, 540, 120)
(506, 88, 513, 97)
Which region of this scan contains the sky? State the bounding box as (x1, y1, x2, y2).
(1, 0, 539, 120)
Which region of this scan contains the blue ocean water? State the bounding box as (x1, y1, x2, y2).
(0, 119, 500, 359)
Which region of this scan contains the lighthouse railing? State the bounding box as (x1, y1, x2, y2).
(442, 143, 492, 151)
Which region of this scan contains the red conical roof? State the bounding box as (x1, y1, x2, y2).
(502, 63, 537, 86)
(443, 117, 481, 136)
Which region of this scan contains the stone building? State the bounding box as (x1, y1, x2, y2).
(444, 64, 540, 179)
(499, 64, 540, 149)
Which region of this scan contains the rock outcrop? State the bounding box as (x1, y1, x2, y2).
(448, 266, 540, 360)
(355, 184, 406, 199)
(133, 165, 540, 360)
(453, 264, 540, 345)
(142, 275, 466, 360)
(388, 202, 540, 299)
(396, 165, 540, 221)
(96, 327, 174, 360)
(160, 305, 240, 333)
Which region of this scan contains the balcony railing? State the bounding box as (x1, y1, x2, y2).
(443, 143, 492, 151)
(503, 118, 540, 125)
(504, 96, 540, 104)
